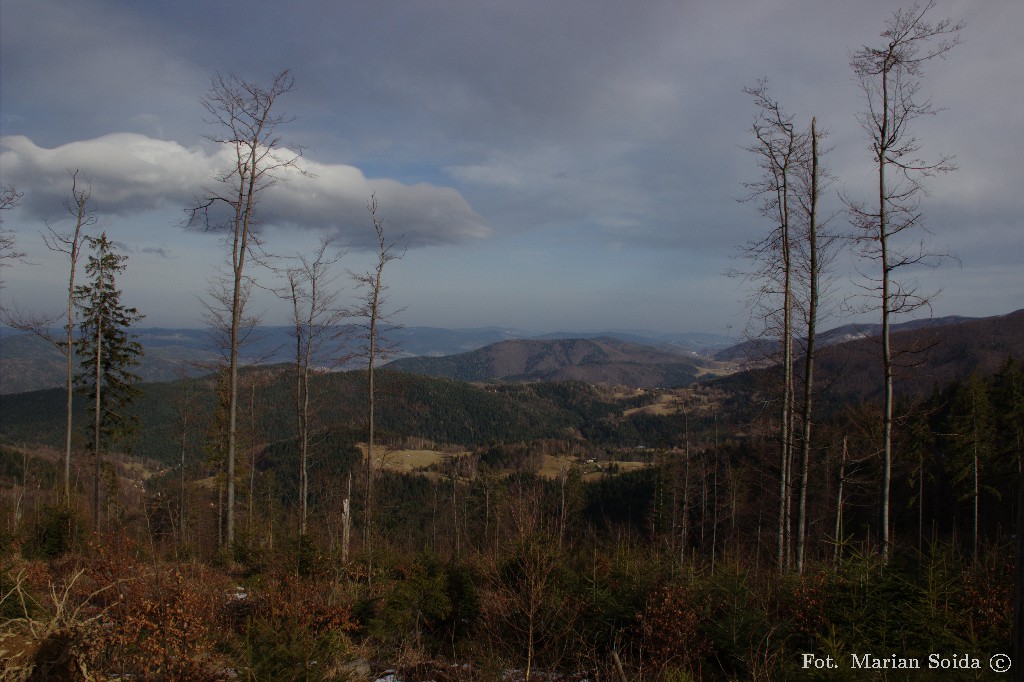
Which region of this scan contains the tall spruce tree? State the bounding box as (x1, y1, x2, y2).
(74, 233, 144, 531)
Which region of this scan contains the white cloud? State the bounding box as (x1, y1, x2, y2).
(0, 134, 209, 215)
(0, 133, 490, 249)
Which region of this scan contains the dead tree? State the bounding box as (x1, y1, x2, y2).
(0, 185, 26, 290)
(847, 1, 962, 560)
(42, 172, 95, 502)
(187, 70, 301, 546)
(350, 194, 404, 560)
(739, 81, 804, 572)
(793, 117, 838, 573)
(279, 238, 347, 536)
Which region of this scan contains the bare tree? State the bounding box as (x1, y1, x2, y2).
(847, 1, 962, 560)
(279, 238, 348, 536)
(42, 171, 95, 502)
(793, 117, 838, 573)
(351, 194, 404, 560)
(740, 83, 838, 573)
(739, 81, 803, 572)
(199, 269, 260, 544)
(187, 69, 301, 546)
(0, 185, 26, 289)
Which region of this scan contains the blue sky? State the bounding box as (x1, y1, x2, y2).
(1, 0, 1021, 335)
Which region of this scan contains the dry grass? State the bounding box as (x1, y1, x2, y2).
(537, 454, 651, 481)
(582, 460, 649, 482)
(536, 454, 577, 479)
(355, 445, 471, 473)
(695, 362, 741, 377)
(623, 393, 678, 417)
(350, 446, 649, 482)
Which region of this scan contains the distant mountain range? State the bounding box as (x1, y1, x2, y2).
(810, 309, 1024, 402)
(386, 336, 718, 388)
(386, 311, 1024, 392)
(0, 325, 734, 394)
(714, 309, 1024, 404)
(0, 330, 219, 395)
(712, 315, 977, 363)
(5, 312, 1019, 396)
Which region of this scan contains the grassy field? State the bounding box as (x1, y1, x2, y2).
(352, 445, 651, 482)
(623, 391, 682, 417)
(356, 445, 471, 473)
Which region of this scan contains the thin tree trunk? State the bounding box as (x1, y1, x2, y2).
(65, 277, 76, 502)
(877, 64, 894, 563)
(918, 450, 924, 554)
(62, 184, 88, 503)
(796, 116, 820, 575)
(973, 438, 979, 562)
(93, 276, 103, 533)
(777, 416, 789, 570)
(1012, 445, 1024, 682)
(342, 472, 352, 563)
(217, 479, 223, 548)
(179, 424, 187, 548)
(833, 436, 847, 565)
(681, 414, 690, 564)
(701, 447, 707, 550)
(671, 455, 679, 555)
(366, 320, 375, 544)
(248, 382, 256, 534)
(712, 415, 719, 570)
(452, 473, 460, 557)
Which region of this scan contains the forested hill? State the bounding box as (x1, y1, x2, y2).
(715, 309, 1024, 405)
(712, 314, 978, 363)
(813, 308, 1024, 402)
(0, 370, 642, 464)
(385, 336, 715, 388)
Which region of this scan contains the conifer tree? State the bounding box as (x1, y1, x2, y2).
(74, 233, 144, 530)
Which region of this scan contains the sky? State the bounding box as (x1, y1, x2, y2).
(1, 0, 1021, 336)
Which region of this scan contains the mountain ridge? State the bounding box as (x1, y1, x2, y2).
(385, 336, 716, 388)
(0, 325, 733, 394)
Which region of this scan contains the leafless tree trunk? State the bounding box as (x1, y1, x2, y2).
(711, 415, 719, 570)
(681, 413, 690, 564)
(41, 172, 94, 502)
(247, 380, 257, 533)
(833, 436, 847, 565)
(740, 82, 803, 572)
(342, 472, 352, 563)
(279, 239, 346, 537)
(188, 70, 301, 546)
(1013, 444, 1024, 682)
(795, 117, 829, 574)
(847, 2, 962, 560)
(91, 278, 103, 531)
(351, 194, 404, 560)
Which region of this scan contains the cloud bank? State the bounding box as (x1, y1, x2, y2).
(0, 133, 490, 249)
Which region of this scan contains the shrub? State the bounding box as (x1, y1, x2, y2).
(237, 574, 357, 680)
(25, 504, 83, 560)
(635, 582, 711, 680)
